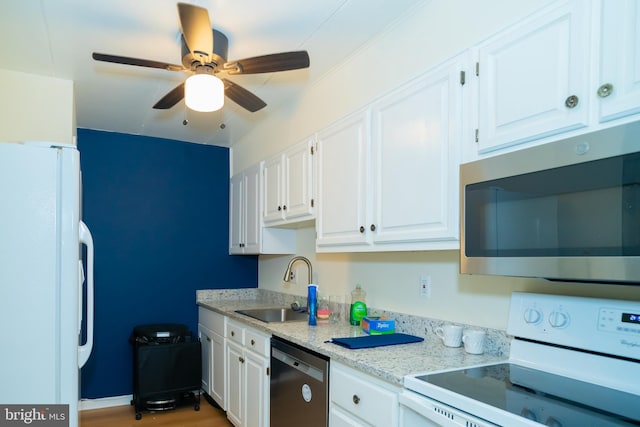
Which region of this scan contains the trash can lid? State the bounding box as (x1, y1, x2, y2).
(132, 323, 190, 339)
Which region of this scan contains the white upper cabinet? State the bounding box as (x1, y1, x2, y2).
(370, 54, 464, 246)
(471, 0, 640, 157)
(262, 155, 283, 224)
(229, 164, 260, 254)
(316, 53, 465, 252)
(263, 138, 315, 226)
(597, 0, 640, 123)
(316, 110, 370, 248)
(229, 163, 295, 255)
(475, 0, 591, 154)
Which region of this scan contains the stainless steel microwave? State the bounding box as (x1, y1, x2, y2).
(460, 121, 640, 284)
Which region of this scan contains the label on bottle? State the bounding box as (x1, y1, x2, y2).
(350, 301, 367, 325)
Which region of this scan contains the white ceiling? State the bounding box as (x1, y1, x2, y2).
(0, 0, 425, 147)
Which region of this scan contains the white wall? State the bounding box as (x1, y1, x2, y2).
(259, 229, 640, 330)
(0, 69, 75, 144)
(233, 0, 640, 330)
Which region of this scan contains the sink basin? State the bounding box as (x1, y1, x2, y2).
(235, 307, 308, 323)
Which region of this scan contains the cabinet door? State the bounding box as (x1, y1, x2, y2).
(243, 163, 261, 254)
(476, 0, 590, 153)
(370, 55, 463, 244)
(198, 325, 212, 396)
(226, 341, 244, 427)
(329, 406, 364, 427)
(316, 110, 371, 248)
(244, 350, 269, 427)
(283, 139, 315, 222)
(229, 173, 245, 254)
(210, 331, 226, 410)
(262, 155, 284, 224)
(598, 0, 640, 122)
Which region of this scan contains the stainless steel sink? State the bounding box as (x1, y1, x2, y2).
(235, 307, 308, 323)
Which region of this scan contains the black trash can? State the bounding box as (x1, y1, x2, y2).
(130, 323, 201, 420)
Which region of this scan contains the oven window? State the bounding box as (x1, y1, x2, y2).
(464, 152, 640, 257)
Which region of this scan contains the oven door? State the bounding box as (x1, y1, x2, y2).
(399, 390, 498, 427)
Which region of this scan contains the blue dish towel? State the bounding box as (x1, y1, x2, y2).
(328, 333, 424, 349)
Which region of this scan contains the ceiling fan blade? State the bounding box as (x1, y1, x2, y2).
(92, 53, 185, 71)
(222, 78, 267, 112)
(223, 51, 309, 75)
(177, 3, 213, 60)
(153, 82, 185, 109)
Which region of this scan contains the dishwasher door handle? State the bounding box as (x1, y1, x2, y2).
(272, 347, 324, 383)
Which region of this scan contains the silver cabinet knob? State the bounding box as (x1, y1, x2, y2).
(597, 83, 613, 98)
(565, 95, 579, 108)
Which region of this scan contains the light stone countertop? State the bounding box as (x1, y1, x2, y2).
(197, 289, 510, 387)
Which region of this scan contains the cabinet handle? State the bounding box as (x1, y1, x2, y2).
(206, 337, 211, 342)
(565, 95, 579, 109)
(283, 205, 287, 211)
(239, 356, 244, 363)
(597, 83, 613, 98)
(370, 224, 376, 232)
(352, 394, 360, 405)
(231, 331, 235, 337)
(251, 339, 255, 346)
(278, 206, 282, 211)
(359, 226, 365, 233)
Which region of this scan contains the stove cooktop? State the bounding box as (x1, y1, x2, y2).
(414, 362, 640, 426)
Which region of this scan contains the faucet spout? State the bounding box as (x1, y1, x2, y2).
(283, 256, 313, 285)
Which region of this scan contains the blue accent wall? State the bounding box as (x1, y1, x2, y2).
(77, 129, 258, 399)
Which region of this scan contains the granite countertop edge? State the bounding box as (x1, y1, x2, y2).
(197, 288, 510, 387)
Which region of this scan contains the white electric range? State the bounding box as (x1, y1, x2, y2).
(401, 292, 640, 426)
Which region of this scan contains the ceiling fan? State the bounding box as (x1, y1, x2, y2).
(92, 2, 310, 113)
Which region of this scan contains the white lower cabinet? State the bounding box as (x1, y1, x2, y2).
(226, 319, 270, 427)
(330, 362, 401, 427)
(198, 307, 226, 409)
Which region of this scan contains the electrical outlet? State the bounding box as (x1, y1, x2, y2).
(419, 275, 431, 298)
(289, 270, 296, 284)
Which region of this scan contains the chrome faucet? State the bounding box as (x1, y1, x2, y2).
(283, 256, 313, 285)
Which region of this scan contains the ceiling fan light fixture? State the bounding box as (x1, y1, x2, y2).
(185, 74, 224, 112)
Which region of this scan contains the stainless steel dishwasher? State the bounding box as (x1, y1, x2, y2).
(270, 336, 329, 426)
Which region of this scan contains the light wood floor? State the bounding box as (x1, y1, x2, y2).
(80, 399, 233, 427)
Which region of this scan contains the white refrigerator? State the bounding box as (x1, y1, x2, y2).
(0, 141, 94, 427)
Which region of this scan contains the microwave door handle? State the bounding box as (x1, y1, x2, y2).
(78, 221, 94, 368)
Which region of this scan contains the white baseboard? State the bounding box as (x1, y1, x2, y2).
(80, 395, 132, 411)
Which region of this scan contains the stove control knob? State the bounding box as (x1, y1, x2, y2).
(524, 308, 542, 324)
(548, 311, 570, 328)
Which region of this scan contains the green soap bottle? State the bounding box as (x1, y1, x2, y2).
(349, 284, 367, 326)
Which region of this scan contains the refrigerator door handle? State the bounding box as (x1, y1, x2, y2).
(78, 221, 94, 368)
